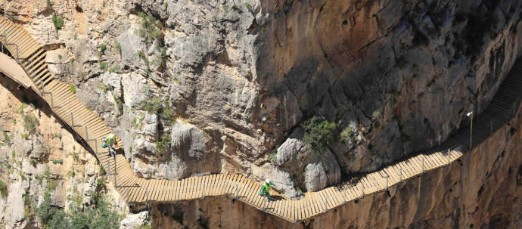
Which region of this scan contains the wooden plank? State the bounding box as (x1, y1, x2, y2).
(215, 175, 225, 196)
(127, 179, 142, 202)
(190, 177, 197, 199)
(157, 180, 168, 202)
(327, 187, 341, 208)
(161, 181, 169, 202)
(165, 180, 172, 201)
(204, 175, 212, 197)
(246, 180, 258, 204)
(302, 196, 313, 219)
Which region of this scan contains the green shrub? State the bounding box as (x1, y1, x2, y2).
(0, 180, 8, 198)
(98, 44, 107, 55)
(113, 95, 123, 113)
(51, 159, 63, 165)
(37, 192, 120, 229)
(100, 61, 109, 71)
(340, 126, 354, 143)
(268, 150, 277, 163)
(99, 165, 106, 175)
(137, 50, 149, 66)
(98, 83, 114, 93)
(137, 12, 161, 44)
(155, 134, 171, 155)
(137, 97, 162, 114)
(302, 116, 337, 155)
(137, 97, 176, 124)
(115, 42, 122, 56)
(51, 14, 64, 30)
(160, 106, 176, 124)
(3, 131, 11, 146)
(372, 109, 382, 120)
(96, 177, 106, 191)
(23, 114, 39, 135)
(30, 159, 38, 167)
(244, 3, 253, 11)
(69, 84, 77, 94)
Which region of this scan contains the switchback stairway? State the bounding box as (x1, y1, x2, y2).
(1, 17, 521, 222)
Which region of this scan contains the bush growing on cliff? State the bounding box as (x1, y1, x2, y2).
(2, 131, 11, 146)
(155, 134, 172, 156)
(0, 180, 8, 198)
(51, 14, 64, 30)
(37, 191, 120, 229)
(302, 117, 337, 155)
(23, 113, 39, 135)
(138, 11, 161, 44)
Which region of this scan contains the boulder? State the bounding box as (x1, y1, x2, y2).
(120, 211, 149, 229)
(273, 128, 341, 196)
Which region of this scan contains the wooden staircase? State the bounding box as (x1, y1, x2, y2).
(1, 17, 521, 222)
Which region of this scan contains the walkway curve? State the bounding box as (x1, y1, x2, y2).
(1, 17, 521, 222)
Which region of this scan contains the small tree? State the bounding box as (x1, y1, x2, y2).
(302, 116, 337, 155)
(51, 14, 64, 30)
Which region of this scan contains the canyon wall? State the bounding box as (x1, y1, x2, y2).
(150, 100, 522, 228)
(0, 75, 130, 228)
(2, 0, 521, 197)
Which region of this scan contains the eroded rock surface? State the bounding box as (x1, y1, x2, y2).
(2, 0, 522, 198)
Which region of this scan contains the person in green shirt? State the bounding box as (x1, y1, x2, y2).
(101, 133, 116, 158)
(259, 179, 274, 201)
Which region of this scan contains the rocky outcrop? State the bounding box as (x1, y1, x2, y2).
(150, 101, 522, 228)
(0, 76, 127, 228)
(120, 211, 149, 229)
(270, 128, 341, 196)
(2, 0, 522, 197)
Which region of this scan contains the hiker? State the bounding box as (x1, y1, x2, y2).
(101, 133, 116, 158)
(259, 179, 274, 201)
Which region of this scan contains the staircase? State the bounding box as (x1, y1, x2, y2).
(1, 17, 521, 222)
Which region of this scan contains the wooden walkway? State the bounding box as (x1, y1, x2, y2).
(1, 17, 521, 222)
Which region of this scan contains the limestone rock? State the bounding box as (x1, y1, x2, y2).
(304, 163, 327, 192)
(120, 211, 149, 229)
(117, 18, 146, 71)
(4, 182, 25, 227)
(272, 129, 341, 196)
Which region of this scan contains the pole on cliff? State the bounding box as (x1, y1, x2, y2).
(467, 110, 473, 150)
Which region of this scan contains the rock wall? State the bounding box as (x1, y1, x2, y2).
(2, 0, 522, 197)
(0, 75, 129, 228)
(149, 99, 522, 229)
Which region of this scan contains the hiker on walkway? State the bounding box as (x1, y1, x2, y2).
(259, 179, 274, 201)
(101, 133, 116, 158)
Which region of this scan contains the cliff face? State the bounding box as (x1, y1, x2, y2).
(255, 0, 522, 195)
(150, 102, 522, 228)
(1, 0, 521, 197)
(0, 76, 127, 228)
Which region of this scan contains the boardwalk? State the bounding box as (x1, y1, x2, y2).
(1, 17, 521, 222)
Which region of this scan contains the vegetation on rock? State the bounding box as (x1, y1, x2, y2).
(37, 191, 120, 229)
(51, 14, 64, 30)
(302, 117, 337, 155)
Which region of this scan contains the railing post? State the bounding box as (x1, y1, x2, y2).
(113, 153, 117, 187)
(386, 174, 390, 191)
(446, 149, 451, 166)
(399, 167, 403, 182)
(360, 183, 364, 199)
(324, 194, 329, 213)
(422, 155, 426, 173)
(235, 182, 239, 200)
